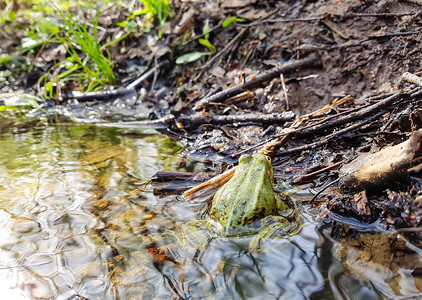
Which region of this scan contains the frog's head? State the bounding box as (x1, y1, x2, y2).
(238, 153, 274, 183)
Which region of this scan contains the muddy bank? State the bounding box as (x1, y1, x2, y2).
(2, 1, 422, 297)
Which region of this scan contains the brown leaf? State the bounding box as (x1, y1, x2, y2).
(340, 129, 422, 190)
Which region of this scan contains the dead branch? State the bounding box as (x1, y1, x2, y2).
(62, 88, 136, 102)
(126, 63, 164, 89)
(243, 12, 418, 27)
(62, 64, 162, 101)
(351, 12, 418, 17)
(193, 53, 319, 110)
(176, 112, 295, 130)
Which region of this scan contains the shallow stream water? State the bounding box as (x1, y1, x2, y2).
(0, 124, 421, 299)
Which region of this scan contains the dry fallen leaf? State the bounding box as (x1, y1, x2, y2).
(340, 129, 422, 191)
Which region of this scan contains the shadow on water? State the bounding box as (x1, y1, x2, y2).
(0, 125, 421, 299)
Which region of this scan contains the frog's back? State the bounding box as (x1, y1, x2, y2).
(210, 154, 277, 234)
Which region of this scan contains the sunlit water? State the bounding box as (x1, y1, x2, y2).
(0, 125, 421, 299)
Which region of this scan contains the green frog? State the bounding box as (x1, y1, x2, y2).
(174, 153, 297, 252)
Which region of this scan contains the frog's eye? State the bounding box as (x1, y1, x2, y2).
(266, 156, 271, 162)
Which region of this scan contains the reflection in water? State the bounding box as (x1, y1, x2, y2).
(0, 125, 421, 299)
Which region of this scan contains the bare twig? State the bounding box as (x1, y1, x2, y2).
(351, 12, 418, 17)
(233, 100, 373, 157)
(126, 63, 163, 89)
(280, 74, 289, 110)
(225, 90, 254, 104)
(241, 17, 322, 26)
(94, 114, 175, 128)
(293, 160, 344, 183)
(368, 31, 421, 39)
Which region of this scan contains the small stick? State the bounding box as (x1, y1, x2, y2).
(295, 89, 417, 138)
(225, 90, 254, 104)
(293, 161, 344, 183)
(94, 114, 175, 128)
(350, 12, 418, 17)
(280, 74, 289, 110)
(242, 12, 418, 28)
(242, 17, 322, 26)
(320, 19, 349, 39)
(182, 167, 236, 200)
(151, 58, 159, 91)
(309, 177, 343, 203)
(368, 31, 421, 39)
(152, 170, 197, 182)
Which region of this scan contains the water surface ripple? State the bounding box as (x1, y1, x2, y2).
(0, 125, 419, 299)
